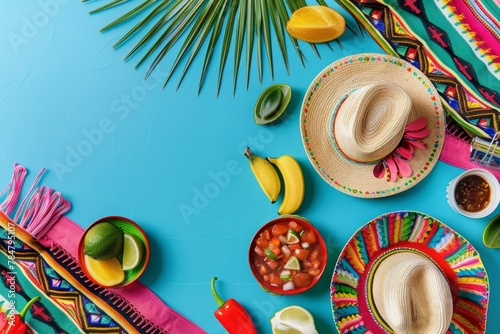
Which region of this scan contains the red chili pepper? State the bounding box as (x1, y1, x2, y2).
(211, 277, 257, 334)
(0, 296, 40, 334)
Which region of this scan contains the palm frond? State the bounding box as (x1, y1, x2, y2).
(89, 0, 128, 14)
(233, 0, 247, 95)
(245, 0, 254, 90)
(84, 0, 362, 96)
(173, 0, 226, 90)
(163, 0, 218, 86)
(254, 0, 264, 84)
(260, 0, 273, 80)
(198, 0, 230, 94)
(216, 0, 239, 97)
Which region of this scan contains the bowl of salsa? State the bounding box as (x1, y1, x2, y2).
(249, 216, 327, 294)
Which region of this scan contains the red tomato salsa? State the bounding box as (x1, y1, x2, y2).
(251, 219, 324, 293)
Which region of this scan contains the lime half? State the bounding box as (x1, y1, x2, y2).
(84, 222, 124, 260)
(122, 233, 145, 271)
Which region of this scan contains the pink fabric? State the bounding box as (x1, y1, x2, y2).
(449, 0, 500, 52)
(0, 164, 206, 333)
(440, 132, 500, 180)
(42, 216, 207, 334)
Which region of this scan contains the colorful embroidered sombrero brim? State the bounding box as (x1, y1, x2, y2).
(300, 53, 445, 198)
(330, 211, 489, 333)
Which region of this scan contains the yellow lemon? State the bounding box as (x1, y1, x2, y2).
(271, 305, 318, 334)
(286, 6, 346, 43)
(84, 255, 125, 286)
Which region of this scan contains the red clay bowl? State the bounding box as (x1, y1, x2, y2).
(78, 216, 150, 288)
(249, 216, 327, 295)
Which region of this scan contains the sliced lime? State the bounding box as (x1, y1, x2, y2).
(122, 233, 145, 271)
(284, 256, 301, 270)
(286, 229, 300, 244)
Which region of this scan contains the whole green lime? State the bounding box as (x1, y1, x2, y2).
(84, 222, 124, 260)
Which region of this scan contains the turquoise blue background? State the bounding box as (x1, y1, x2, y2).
(1, 1, 499, 333)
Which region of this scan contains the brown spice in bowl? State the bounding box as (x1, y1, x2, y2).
(455, 175, 491, 212)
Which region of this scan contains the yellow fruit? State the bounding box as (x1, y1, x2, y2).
(122, 233, 144, 271)
(286, 6, 346, 43)
(267, 155, 304, 215)
(84, 222, 124, 260)
(271, 305, 318, 334)
(84, 255, 125, 286)
(244, 147, 281, 203)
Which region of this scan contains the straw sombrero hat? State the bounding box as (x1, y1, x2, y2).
(331, 211, 489, 334)
(300, 53, 445, 198)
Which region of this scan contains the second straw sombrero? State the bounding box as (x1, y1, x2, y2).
(300, 53, 445, 198)
(331, 211, 489, 333)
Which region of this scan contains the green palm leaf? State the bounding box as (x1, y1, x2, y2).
(260, 0, 273, 80)
(216, 0, 239, 96)
(254, 0, 264, 84)
(198, 0, 230, 94)
(83, 0, 362, 96)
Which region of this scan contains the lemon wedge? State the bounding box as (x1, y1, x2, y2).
(84, 255, 124, 286)
(271, 306, 318, 334)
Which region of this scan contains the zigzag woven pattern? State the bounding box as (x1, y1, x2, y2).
(338, 0, 500, 137)
(0, 213, 167, 333)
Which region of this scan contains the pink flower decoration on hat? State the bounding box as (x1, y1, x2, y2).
(373, 117, 430, 182)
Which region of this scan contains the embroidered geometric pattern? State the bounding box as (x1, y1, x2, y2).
(0, 226, 167, 333)
(338, 0, 500, 137)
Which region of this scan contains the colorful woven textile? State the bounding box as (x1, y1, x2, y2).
(337, 0, 500, 173)
(338, 0, 500, 136)
(0, 165, 206, 333)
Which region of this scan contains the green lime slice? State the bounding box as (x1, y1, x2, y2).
(122, 233, 145, 270)
(286, 229, 300, 244)
(483, 214, 500, 248)
(284, 256, 301, 270)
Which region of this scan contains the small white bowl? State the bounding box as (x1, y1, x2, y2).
(446, 168, 500, 219)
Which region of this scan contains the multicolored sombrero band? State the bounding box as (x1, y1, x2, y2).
(331, 211, 489, 333)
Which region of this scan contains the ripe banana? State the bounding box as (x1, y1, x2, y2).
(267, 155, 304, 215)
(244, 147, 281, 203)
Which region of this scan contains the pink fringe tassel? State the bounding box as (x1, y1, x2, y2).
(0, 164, 71, 240)
(0, 163, 28, 215)
(18, 186, 71, 239)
